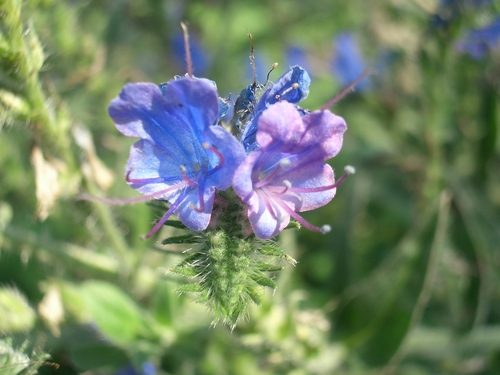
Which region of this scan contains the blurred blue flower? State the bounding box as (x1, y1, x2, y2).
(116, 362, 156, 375)
(171, 32, 211, 75)
(456, 17, 500, 59)
(432, 0, 493, 29)
(331, 33, 370, 92)
(286, 46, 310, 72)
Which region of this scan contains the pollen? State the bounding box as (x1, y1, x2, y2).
(279, 158, 291, 167)
(320, 225, 331, 234)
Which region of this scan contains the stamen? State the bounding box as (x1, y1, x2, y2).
(254, 159, 289, 188)
(180, 22, 193, 78)
(180, 165, 197, 187)
(143, 189, 188, 239)
(273, 196, 327, 233)
(276, 82, 299, 101)
(288, 165, 355, 194)
(78, 182, 186, 206)
(203, 142, 226, 175)
(278, 180, 291, 194)
(321, 67, 373, 110)
(320, 225, 331, 234)
(279, 159, 291, 167)
(265, 62, 278, 85)
(194, 179, 206, 213)
(259, 190, 279, 220)
(126, 170, 164, 184)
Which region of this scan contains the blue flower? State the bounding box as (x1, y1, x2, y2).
(239, 66, 311, 152)
(286, 46, 310, 73)
(108, 77, 245, 238)
(331, 33, 370, 92)
(233, 101, 348, 239)
(456, 17, 500, 59)
(432, 0, 493, 29)
(116, 362, 156, 375)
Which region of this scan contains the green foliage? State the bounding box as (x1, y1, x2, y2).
(168, 190, 296, 327)
(0, 338, 52, 375)
(0, 0, 499, 374)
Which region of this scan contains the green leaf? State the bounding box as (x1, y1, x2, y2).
(0, 287, 36, 332)
(79, 280, 146, 344)
(161, 234, 203, 245)
(70, 343, 128, 372)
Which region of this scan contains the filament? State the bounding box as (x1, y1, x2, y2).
(203, 143, 226, 175)
(144, 189, 188, 238)
(321, 68, 372, 110)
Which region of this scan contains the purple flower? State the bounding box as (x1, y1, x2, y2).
(108, 78, 245, 238)
(233, 101, 347, 239)
(240, 66, 311, 152)
(456, 17, 500, 59)
(331, 33, 370, 92)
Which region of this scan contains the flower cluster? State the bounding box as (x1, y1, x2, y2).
(108, 65, 350, 240)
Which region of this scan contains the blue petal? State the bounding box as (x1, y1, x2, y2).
(331, 33, 370, 91)
(240, 66, 311, 152)
(456, 17, 500, 59)
(109, 79, 219, 172)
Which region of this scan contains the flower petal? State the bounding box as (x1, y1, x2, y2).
(174, 186, 215, 231)
(247, 190, 290, 239)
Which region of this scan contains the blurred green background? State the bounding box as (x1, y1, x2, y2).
(1, 0, 500, 374)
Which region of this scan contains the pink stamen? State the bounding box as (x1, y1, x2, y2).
(78, 182, 186, 206)
(288, 166, 355, 194)
(273, 196, 324, 233)
(259, 189, 279, 220)
(180, 22, 193, 78)
(126, 170, 163, 184)
(180, 166, 197, 187)
(203, 143, 225, 174)
(276, 180, 291, 195)
(321, 67, 373, 111)
(254, 163, 285, 189)
(194, 182, 205, 213)
(144, 191, 187, 238)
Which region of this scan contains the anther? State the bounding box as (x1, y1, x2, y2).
(265, 62, 278, 84)
(344, 165, 356, 175)
(279, 159, 291, 168)
(278, 180, 292, 194)
(320, 225, 331, 234)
